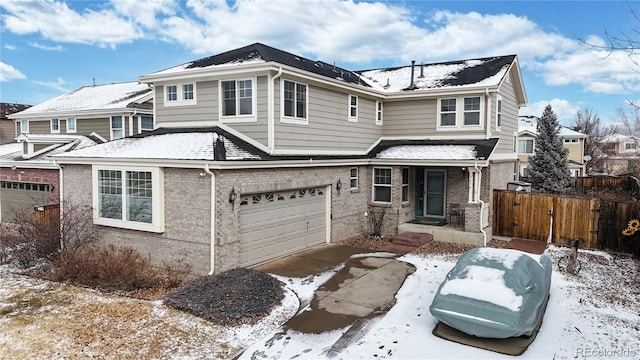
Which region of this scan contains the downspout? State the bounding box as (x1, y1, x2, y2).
(53, 159, 64, 249)
(204, 164, 216, 275)
(485, 88, 491, 140)
(129, 109, 137, 136)
(475, 162, 487, 246)
(268, 67, 283, 155)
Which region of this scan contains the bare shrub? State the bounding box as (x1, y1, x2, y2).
(368, 206, 387, 236)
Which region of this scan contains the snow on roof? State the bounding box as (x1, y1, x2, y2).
(601, 133, 640, 143)
(376, 145, 477, 160)
(518, 117, 586, 137)
(0, 135, 100, 164)
(0, 143, 22, 157)
(12, 82, 152, 116)
(153, 57, 266, 75)
(358, 56, 513, 92)
(55, 132, 262, 161)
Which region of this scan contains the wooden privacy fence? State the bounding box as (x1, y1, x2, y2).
(34, 203, 60, 228)
(493, 190, 639, 254)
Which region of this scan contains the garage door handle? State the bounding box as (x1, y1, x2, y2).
(306, 220, 309, 231)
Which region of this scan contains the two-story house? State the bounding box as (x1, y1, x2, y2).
(600, 133, 640, 175)
(54, 43, 527, 275)
(517, 115, 587, 178)
(0, 82, 153, 222)
(0, 103, 31, 144)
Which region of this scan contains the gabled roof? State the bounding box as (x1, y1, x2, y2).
(518, 116, 587, 138)
(0, 134, 102, 168)
(8, 82, 153, 119)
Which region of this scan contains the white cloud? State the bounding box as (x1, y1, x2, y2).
(0, 62, 26, 81)
(520, 99, 581, 125)
(33, 77, 69, 92)
(30, 42, 65, 51)
(4, 44, 16, 50)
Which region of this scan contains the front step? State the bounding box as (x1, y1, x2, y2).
(392, 232, 434, 247)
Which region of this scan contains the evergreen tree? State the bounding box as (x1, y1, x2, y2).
(528, 105, 571, 193)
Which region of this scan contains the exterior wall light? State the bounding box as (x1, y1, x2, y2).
(229, 187, 237, 209)
(336, 179, 342, 193)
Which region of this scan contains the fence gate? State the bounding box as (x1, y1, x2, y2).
(552, 196, 599, 247)
(512, 192, 554, 241)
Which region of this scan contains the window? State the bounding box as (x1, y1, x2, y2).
(94, 166, 164, 232)
(282, 79, 307, 122)
(437, 96, 484, 130)
(518, 139, 534, 154)
(373, 167, 392, 203)
(564, 138, 579, 143)
(164, 83, 196, 106)
(111, 116, 124, 140)
(140, 115, 153, 132)
(463, 97, 481, 126)
(376, 101, 383, 125)
(496, 95, 502, 129)
(402, 167, 409, 203)
(625, 142, 637, 150)
(67, 117, 76, 133)
(20, 120, 29, 133)
(350, 167, 358, 189)
(221, 79, 253, 118)
(522, 166, 530, 177)
(50, 118, 60, 133)
(348, 95, 358, 122)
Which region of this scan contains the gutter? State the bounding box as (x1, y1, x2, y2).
(204, 164, 216, 275)
(474, 162, 487, 246)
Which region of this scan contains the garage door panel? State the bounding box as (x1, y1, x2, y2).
(238, 187, 327, 267)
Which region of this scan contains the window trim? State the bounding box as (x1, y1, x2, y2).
(164, 83, 197, 107)
(401, 167, 410, 203)
(92, 165, 164, 233)
(376, 101, 383, 126)
(495, 95, 502, 131)
(219, 77, 257, 123)
(372, 167, 392, 204)
(110, 115, 124, 140)
(138, 115, 154, 133)
(436, 95, 485, 131)
(518, 138, 535, 154)
(348, 94, 358, 122)
(20, 120, 29, 134)
(50, 118, 60, 133)
(350, 167, 359, 190)
(624, 141, 637, 150)
(66, 117, 77, 133)
(280, 78, 309, 125)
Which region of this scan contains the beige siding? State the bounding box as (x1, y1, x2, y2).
(382, 99, 436, 136)
(565, 142, 583, 163)
(492, 70, 520, 154)
(274, 81, 382, 152)
(27, 120, 50, 134)
(77, 118, 111, 140)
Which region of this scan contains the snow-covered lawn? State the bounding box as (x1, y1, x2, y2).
(1, 245, 639, 359)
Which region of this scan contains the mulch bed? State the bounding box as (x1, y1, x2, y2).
(164, 267, 284, 325)
(338, 234, 507, 255)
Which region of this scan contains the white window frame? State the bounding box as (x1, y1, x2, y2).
(518, 138, 535, 154)
(138, 115, 154, 133)
(348, 94, 358, 122)
(376, 101, 383, 125)
(564, 138, 579, 143)
(624, 142, 636, 150)
(92, 165, 164, 233)
(350, 167, 359, 190)
(372, 167, 392, 203)
(219, 78, 256, 123)
(50, 118, 60, 133)
(495, 95, 502, 131)
(20, 120, 29, 134)
(110, 115, 124, 140)
(401, 167, 410, 203)
(164, 83, 196, 107)
(280, 79, 308, 125)
(66, 117, 77, 133)
(182, 83, 194, 101)
(436, 95, 485, 131)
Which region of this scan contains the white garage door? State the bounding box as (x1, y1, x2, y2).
(238, 187, 327, 267)
(0, 181, 50, 222)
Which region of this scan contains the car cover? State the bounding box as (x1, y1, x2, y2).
(429, 247, 552, 339)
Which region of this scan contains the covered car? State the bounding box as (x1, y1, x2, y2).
(429, 247, 552, 339)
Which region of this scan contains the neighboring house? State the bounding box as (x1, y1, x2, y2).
(0, 103, 31, 144)
(0, 82, 150, 223)
(7, 82, 154, 141)
(600, 133, 640, 175)
(517, 115, 587, 178)
(54, 43, 527, 275)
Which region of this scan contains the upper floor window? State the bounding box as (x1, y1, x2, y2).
(564, 138, 579, 143)
(437, 96, 484, 130)
(20, 120, 29, 133)
(50, 118, 60, 133)
(111, 116, 124, 140)
(625, 142, 637, 150)
(350, 167, 358, 189)
(164, 83, 196, 106)
(67, 117, 77, 133)
(518, 138, 534, 154)
(140, 115, 153, 132)
(348, 95, 358, 122)
(402, 167, 410, 203)
(496, 95, 503, 129)
(282, 79, 308, 124)
(220, 79, 254, 121)
(376, 101, 383, 125)
(373, 167, 392, 203)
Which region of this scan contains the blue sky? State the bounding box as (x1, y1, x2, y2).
(1, 0, 638, 126)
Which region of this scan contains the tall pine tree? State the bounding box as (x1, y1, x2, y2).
(528, 105, 571, 193)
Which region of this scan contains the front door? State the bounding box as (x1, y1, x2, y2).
(424, 170, 446, 218)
